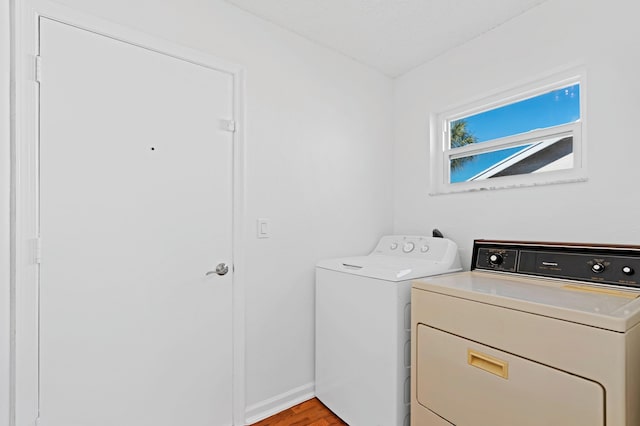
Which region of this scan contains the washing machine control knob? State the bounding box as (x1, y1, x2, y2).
(591, 263, 605, 273)
(488, 253, 503, 266)
(622, 266, 635, 276)
(403, 242, 415, 253)
(390, 243, 398, 250)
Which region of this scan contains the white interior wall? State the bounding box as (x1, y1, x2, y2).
(3, 0, 394, 421)
(1, 0, 11, 423)
(393, 0, 640, 267)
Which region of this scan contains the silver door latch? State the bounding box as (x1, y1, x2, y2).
(206, 262, 229, 276)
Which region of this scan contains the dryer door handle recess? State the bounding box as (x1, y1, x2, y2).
(468, 349, 509, 379)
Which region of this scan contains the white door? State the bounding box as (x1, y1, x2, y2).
(38, 18, 234, 426)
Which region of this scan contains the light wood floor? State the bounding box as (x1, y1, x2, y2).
(250, 398, 347, 426)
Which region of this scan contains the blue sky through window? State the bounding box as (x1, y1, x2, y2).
(450, 84, 580, 182)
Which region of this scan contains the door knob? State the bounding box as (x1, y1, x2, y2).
(206, 263, 229, 277)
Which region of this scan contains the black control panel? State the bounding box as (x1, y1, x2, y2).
(471, 240, 640, 289)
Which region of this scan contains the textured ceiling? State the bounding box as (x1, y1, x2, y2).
(223, 0, 548, 77)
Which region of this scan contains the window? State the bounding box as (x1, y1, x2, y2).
(431, 71, 586, 194)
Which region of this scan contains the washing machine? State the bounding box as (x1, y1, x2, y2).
(411, 239, 640, 426)
(315, 235, 461, 426)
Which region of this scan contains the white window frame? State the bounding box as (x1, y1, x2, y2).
(430, 69, 587, 194)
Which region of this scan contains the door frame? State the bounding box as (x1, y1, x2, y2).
(10, 1, 247, 425)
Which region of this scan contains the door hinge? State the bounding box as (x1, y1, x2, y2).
(35, 55, 42, 83)
(221, 119, 236, 133)
(33, 237, 42, 264)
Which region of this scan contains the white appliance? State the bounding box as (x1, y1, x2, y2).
(315, 235, 461, 426)
(411, 240, 640, 426)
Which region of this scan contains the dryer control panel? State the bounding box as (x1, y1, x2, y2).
(472, 240, 640, 289)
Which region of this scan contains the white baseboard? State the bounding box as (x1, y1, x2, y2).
(243, 382, 315, 425)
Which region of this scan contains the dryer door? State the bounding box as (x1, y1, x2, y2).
(415, 325, 604, 426)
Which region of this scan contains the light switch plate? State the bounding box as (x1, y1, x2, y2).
(257, 218, 270, 238)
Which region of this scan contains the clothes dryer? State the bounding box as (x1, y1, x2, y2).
(411, 240, 640, 426)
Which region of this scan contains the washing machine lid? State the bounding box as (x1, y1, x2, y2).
(316, 254, 461, 282)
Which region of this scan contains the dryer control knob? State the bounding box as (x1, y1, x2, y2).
(488, 253, 503, 265)
(591, 263, 605, 273)
(390, 243, 398, 250)
(403, 242, 415, 253)
(622, 266, 635, 276)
